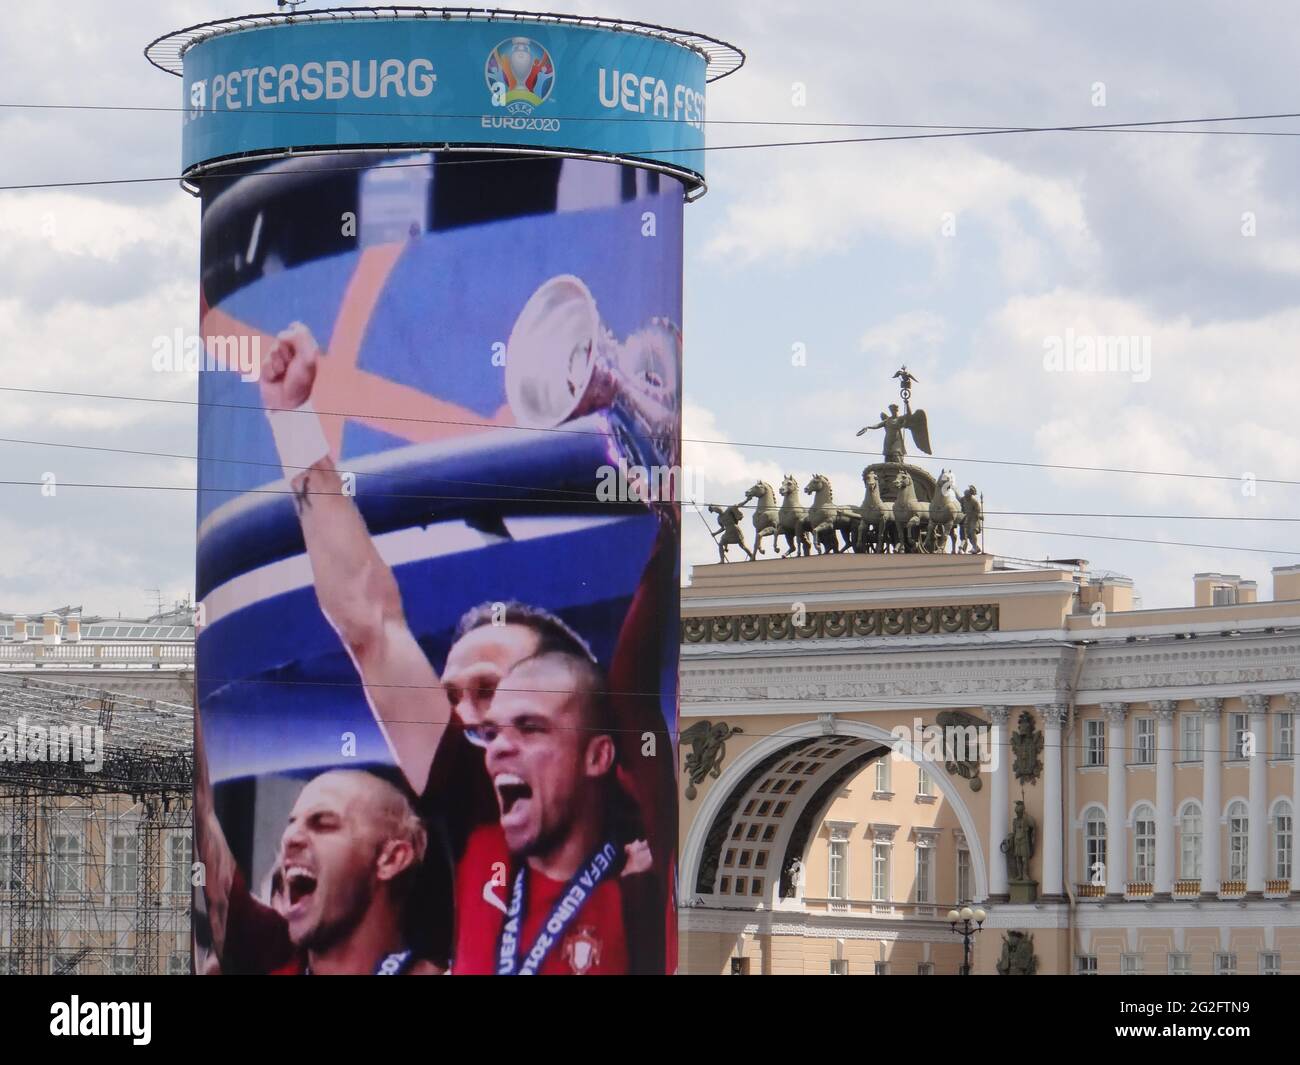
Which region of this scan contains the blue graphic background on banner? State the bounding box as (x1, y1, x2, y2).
(181, 19, 707, 180)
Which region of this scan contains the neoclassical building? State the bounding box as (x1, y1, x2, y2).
(677, 553, 1300, 975)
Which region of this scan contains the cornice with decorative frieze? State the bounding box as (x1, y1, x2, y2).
(682, 648, 1076, 709)
(680, 634, 1300, 711)
(1077, 639, 1300, 699)
(681, 605, 999, 646)
(679, 908, 953, 941)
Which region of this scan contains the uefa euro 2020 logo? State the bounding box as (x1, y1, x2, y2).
(486, 37, 555, 114)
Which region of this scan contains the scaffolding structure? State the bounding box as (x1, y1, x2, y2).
(0, 675, 192, 975)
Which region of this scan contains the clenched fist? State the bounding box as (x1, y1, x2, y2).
(260, 322, 320, 411)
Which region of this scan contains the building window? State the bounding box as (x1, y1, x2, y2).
(874, 962, 889, 976)
(917, 962, 934, 975)
(1230, 713, 1249, 759)
(1135, 717, 1155, 764)
(52, 833, 82, 894)
(872, 842, 890, 901)
(829, 959, 848, 975)
(1214, 953, 1237, 976)
(1181, 713, 1203, 761)
(916, 768, 933, 797)
(875, 759, 891, 794)
(1133, 804, 1156, 883)
(1180, 803, 1203, 879)
(168, 954, 190, 976)
(828, 839, 846, 900)
(1084, 720, 1105, 766)
(1076, 955, 1098, 975)
(109, 833, 139, 895)
(1213, 585, 1237, 606)
(1121, 954, 1142, 975)
(1274, 801, 1293, 881)
(111, 954, 137, 976)
(956, 847, 973, 904)
(1084, 809, 1107, 884)
(0, 833, 16, 892)
(915, 845, 933, 904)
(1228, 801, 1249, 881)
(1278, 713, 1295, 759)
(1168, 953, 1190, 975)
(1260, 952, 1281, 976)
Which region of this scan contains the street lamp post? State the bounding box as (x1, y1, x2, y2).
(947, 905, 987, 975)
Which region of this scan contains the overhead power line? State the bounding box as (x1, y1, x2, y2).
(2, 385, 1297, 489)
(0, 434, 1296, 528)
(6, 99, 1300, 135)
(4, 109, 1300, 192)
(0, 475, 1295, 558)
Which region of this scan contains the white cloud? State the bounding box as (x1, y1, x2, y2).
(859, 310, 947, 361)
(701, 143, 1098, 279)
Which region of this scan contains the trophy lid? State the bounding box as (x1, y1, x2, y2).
(506, 274, 601, 428)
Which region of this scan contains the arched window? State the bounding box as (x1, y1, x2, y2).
(1084, 808, 1107, 885)
(1132, 804, 1155, 883)
(1228, 801, 1249, 881)
(1179, 803, 1202, 879)
(1274, 801, 1293, 881)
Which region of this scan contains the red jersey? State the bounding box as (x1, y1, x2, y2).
(452, 823, 628, 975)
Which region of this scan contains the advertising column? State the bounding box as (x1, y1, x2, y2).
(146, 10, 741, 975)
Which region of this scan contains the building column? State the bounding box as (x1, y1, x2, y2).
(1290, 693, 1300, 895)
(986, 705, 1011, 900)
(1102, 702, 1129, 897)
(1245, 694, 1270, 895)
(1152, 700, 1177, 897)
(1198, 697, 1223, 897)
(1038, 703, 1068, 899)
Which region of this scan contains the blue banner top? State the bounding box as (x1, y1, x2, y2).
(163, 13, 728, 189)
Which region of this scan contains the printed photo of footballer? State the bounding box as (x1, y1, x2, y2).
(193, 152, 683, 974)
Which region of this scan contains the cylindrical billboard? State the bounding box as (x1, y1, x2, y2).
(149, 9, 740, 975)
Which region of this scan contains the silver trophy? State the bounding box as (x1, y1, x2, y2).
(505, 274, 681, 471)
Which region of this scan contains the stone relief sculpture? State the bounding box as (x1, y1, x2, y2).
(1011, 711, 1044, 786)
(995, 930, 1038, 975)
(681, 720, 744, 800)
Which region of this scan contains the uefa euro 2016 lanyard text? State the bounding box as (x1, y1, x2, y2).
(496, 842, 620, 975)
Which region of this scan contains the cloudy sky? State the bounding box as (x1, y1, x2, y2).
(1, 1, 1298, 615)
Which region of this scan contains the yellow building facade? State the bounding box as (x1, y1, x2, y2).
(678, 553, 1300, 975)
